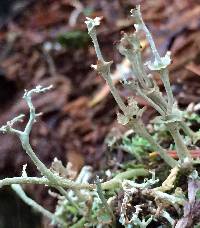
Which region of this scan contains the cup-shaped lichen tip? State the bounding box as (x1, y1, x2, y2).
(85, 17, 102, 33)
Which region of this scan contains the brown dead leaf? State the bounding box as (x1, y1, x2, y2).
(62, 96, 89, 115)
(186, 62, 200, 77)
(66, 150, 84, 177)
(89, 59, 130, 107)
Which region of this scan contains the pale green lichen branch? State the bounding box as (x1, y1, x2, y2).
(0, 85, 77, 198)
(159, 210, 175, 226)
(166, 122, 192, 163)
(0, 114, 25, 136)
(180, 121, 200, 144)
(117, 33, 150, 89)
(23, 85, 53, 135)
(131, 5, 174, 111)
(131, 5, 170, 70)
(123, 172, 185, 205)
(122, 170, 158, 190)
(129, 205, 153, 228)
(96, 176, 116, 227)
(135, 84, 166, 116)
(0, 176, 94, 190)
(85, 17, 103, 61)
(85, 12, 179, 168)
(118, 30, 168, 109)
(160, 68, 174, 113)
(146, 189, 185, 205)
(11, 184, 66, 227)
(101, 168, 149, 190)
(118, 33, 169, 116)
(0, 165, 147, 191)
(85, 17, 127, 114)
(128, 119, 178, 168)
(131, 5, 161, 64)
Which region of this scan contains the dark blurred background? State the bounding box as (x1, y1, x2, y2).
(0, 0, 200, 227)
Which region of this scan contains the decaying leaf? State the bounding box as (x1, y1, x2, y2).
(175, 176, 200, 228)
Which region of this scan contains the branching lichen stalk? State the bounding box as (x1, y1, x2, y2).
(129, 119, 177, 168)
(85, 15, 178, 168)
(0, 169, 147, 190)
(160, 68, 174, 113)
(96, 177, 116, 227)
(166, 123, 192, 163)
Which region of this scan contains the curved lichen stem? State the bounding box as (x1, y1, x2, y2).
(166, 123, 192, 164)
(85, 17, 127, 114)
(131, 6, 174, 111)
(101, 62, 127, 114)
(101, 168, 149, 189)
(129, 119, 178, 168)
(180, 121, 200, 144)
(96, 176, 116, 227)
(12, 184, 67, 227)
(0, 86, 72, 198)
(131, 5, 162, 64)
(0, 168, 148, 191)
(160, 68, 174, 113)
